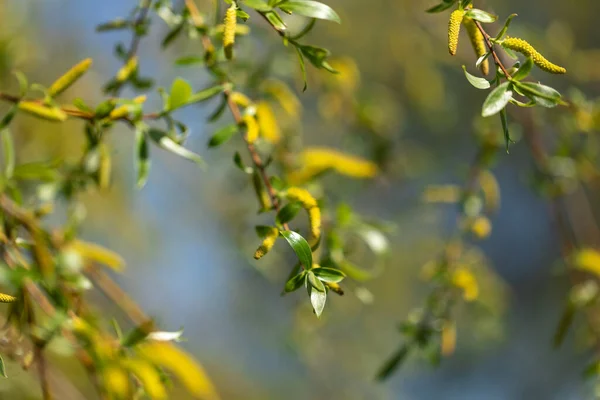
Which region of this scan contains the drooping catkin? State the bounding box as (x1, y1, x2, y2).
(254, 227, 279, 260)
(223, 4, 237, 60)
(0, 293, 16, 303)
(18, 102, 67, 122)
(243, 114, 259, 143)
(286, 187, 321, 240)
(448, 9, 466, 55)
(48, 58, 93, 97)
(502, 36, 566, 74)
(463, 17, 489, 75)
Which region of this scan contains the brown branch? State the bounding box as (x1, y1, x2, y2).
(474, 21, 511, 79)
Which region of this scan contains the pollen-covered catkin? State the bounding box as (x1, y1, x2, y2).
(254, 227, 279, 260)
(223, 4, 237, 60)
(463, 18, 489, 75)
(48, 58, 93, 97)
(502, 36, 566, 74)
(448, 9, 465, 55)
(286, 187, 321, 240)
(243, 115, 259, 143)
(286, 187, 318, 209)
(0, 293, 16, 303)
(308, 207, 321, 239)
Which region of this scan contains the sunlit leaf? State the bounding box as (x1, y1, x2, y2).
(279, 1, 341, 23)
(482, 82, 512, 117)
(280, 230, 312, 269)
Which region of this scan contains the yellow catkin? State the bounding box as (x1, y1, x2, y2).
(109, 105, 130, 120)
(116, 56, 138, 82)
(223, 4, 237, 60)
(254, 227, 279, 260)
(451, 267, 479, 301)
(308, 207, 321, 240)
(463, 18, 489, 75)
(18, 101, 67, 122)
(0, 293, 16, 303)
(256, 102, 281, 144)
(243, 114, 259, 143)
(502, 36, 566, 74)
(574, 249, 600, 277)
(470, 216, 492, 239)
(288, 147, 378, 184)
(48, 58, 93, 97)
(230, 92, 252, 108)
(286, 187, 318, 209)
(448, 9, 465, 56)
(103, 366, 131, 400)
(441, 320, 457, 356)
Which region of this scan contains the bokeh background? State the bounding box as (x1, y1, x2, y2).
(2, 0, 600, 398)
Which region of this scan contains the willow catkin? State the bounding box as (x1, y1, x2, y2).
(286, 187, 321, 240)
(502, 36, 566, 74)
(0, 293, 16, 303)
(254, 227, 279, 260)
(448, 9, 466, 55)
(463, 17, 489, 75)
(223, 4, 237, 60)
(243, 114, 259, 143)
(48, 58, 93, 97)
(18, 102, 67, 122)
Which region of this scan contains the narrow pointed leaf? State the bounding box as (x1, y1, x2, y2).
(482, 82, 512, 117)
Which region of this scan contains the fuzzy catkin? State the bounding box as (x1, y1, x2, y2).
(502, 36, 566, 74)
(0, 293, 16, 303)
(448, 9, 466, 55)
(286, 187, 321, 240)
(463, 18, 489, 75)
(48, 58, 93, 97)
(308, 207, 321, 239)
(223, 4, 237, 60)
(243, 114, 259, 143)
(254, 227, 279, 260)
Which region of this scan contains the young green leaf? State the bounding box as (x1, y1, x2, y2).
(167, 78, 193, 111)
(462, 66, 490, 89)
(122, 320, 155, 347)
(495, 13, 518, 40)
(135, 126, 151, 188)
(294, 46, 308, 91)
(0, 354, 6, 378)
(515, 82, 562, 108)
(280, 230, 313, 269)
(284, 270, 306, 293)
(482, 82, 512, 117)
(376, 345, 410, 381)
(425, 0, 456, 13)
(243, 0, 272, 12)
(276, 203, 302, 225)
(278, 1, 341, 24)
(1, 130, 15, 179)
(148, 128, 205, 166)
(175, 56, 205, 67)
(500, 108, 511, 153)
(263, 10, 287, 30)
(208, 124, 238, 147)
(465, 9, 497, 23)
(313, 267, 345, 283)
(511, 57, 533, 81)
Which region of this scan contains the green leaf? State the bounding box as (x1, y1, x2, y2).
(284, 271, 306, 293)
(425, 0, 456, 13)
(278, 1, 341, 23)
(167, 78, 193, 111)
(500, 108, 511, 153)
(465, 9, 497, 23)
(294, 46, 308, 92)
(208, 124, 238, 147)
(13, 71, 28, 97)
(280, 230, 313, 269)
(482, 82, 512, 117)
(276, 203, 302, 225)
(376, 345, 410, 381)
(307, 270, 326, 292)
(462, 65, 490, 89)
(313, 267, 345, 283)
(187, 84, 228, 105)
(175, 56, 205, 66)
(299, 45, 336, 73)
(515, 82, 562, 108)
(96, 18, 131, 32)
(495, 13, 518, 40)
(476, 51, 491, 69)
(13, 162, 61, 182)
(135, 125, 151, 188)
(553, 305, 574, 348)
(162, 23, 185, 48)
(511, 57, 533, 81)
(264, 10, 287, 30)
(1, 130, 15, 179)
(148, 128, 205, 166)
(243, 0, 272, 12)
(0, 354, 6, 378)
(233, 152, 253, 174)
